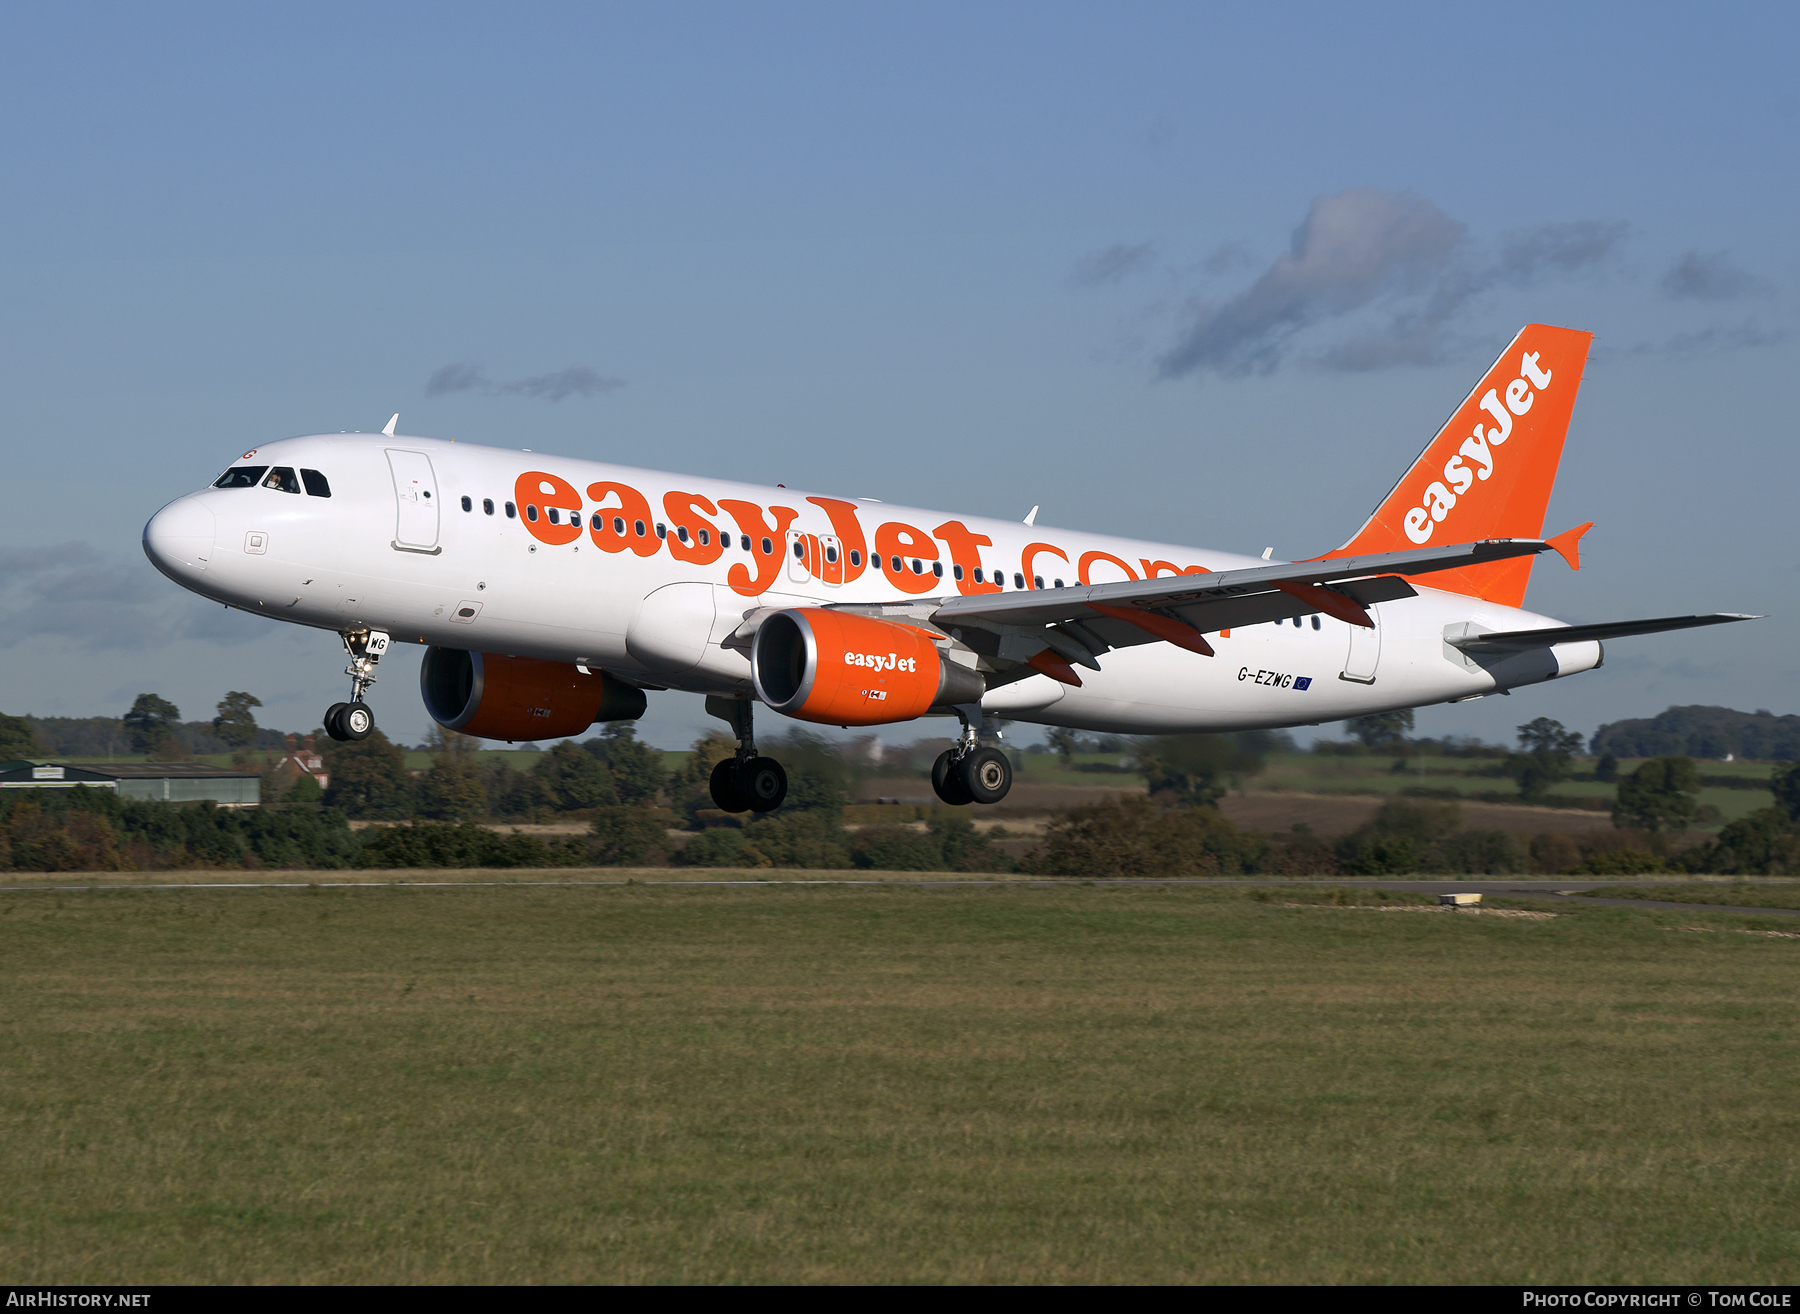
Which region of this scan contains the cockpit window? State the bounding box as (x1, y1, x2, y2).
(300, 468, 331, 498)
(214, 465, 269, 489)
(263, 467, 301, 494)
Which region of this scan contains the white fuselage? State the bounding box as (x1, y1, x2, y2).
(142, 433, 1602, 734)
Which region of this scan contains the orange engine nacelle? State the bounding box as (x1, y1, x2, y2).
(420, 648, 647, 742)
(751, 608, 985, 727)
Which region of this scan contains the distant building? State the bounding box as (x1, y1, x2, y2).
(0, 760, 261, 807)
(275, 735, 330, 792)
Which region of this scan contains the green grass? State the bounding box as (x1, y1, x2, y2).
(3, 883, 1798, 1283)
(1248, 753, 1778, 826)
(1594, 883, 1800, 911)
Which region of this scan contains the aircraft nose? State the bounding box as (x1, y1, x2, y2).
(143, 496, 216, 580)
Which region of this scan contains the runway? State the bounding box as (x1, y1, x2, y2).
(3, 875, 1797, 917)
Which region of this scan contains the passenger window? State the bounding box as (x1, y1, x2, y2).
(613, 516, 626, 535)
(792, 539, 803, 558)
(634, 520, 646, 537)
(483, 499, 495, 515)
(1312, 615, 1322, 630)
(460, 495, 472, 512)
(934, 563, 944, 578)
(527, 505, 540, 522)
(1054, 578, 1063, 588)
(301, 468, 331, 497)
(825, 544, 836, 563)
(973, 568, 983, 583)
(263, 467, 301, 494)
(910, 559, 922, 574)
(656, 523, 667, 539)
(699, 528, 711, 546)
(546, 508, 560, 525)
(213, 466, 269, 489)
(1033, 575, 1044, 590)
(761, 537, 773, 555)
(678, 526, 690, 543)
(505, 502, 517, 519)
(849, 549, 861, 567)
(890, 556, 902, 573)
(1014, 574, 1025, 589)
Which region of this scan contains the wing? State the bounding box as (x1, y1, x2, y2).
(1445, 613, 1760, 654)
(804, 536, 1558, 687)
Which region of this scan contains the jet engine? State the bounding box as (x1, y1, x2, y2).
(751, 608, 984, 726)
(420, 648, 647, 741)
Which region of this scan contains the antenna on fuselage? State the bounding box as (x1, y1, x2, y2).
(1023, 505, 1039, 526)
(382, 414, 399, 437)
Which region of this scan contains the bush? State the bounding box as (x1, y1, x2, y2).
(356, 822, 590, 869)
(0, 789, 358, 871)
(680, 827, 756, 868)
(1580, 848, 1668, 876)
(1530, 832, 1584, 874)
(590, 806, 671, 865)
(853, 825, 944, 871)
(927, 815, 1013, 872)
(1026, 795, 1264, 878)
(1684, 807, 1800, 875)
(1335, 799, 1521, 874)
(743, 812, 853, 868)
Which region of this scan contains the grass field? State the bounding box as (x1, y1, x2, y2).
(3, 882, 1798, 1283)
(1597, 883, 1800, 911)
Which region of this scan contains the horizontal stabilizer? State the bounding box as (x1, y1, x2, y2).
(1446, 613, 1759, 654)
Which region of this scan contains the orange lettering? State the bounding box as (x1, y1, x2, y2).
(719, 500, 799, 596)
(586, 482, 660, 557)
(1079, 551, 1140, 585)
(935, 520, 999, 595)
(873, 522, 941, 596)
(805, 497, 869, 583)
(1022, 542, 1070, 589)
(516, 471, 582, 546)
(662, 491, 724, 564)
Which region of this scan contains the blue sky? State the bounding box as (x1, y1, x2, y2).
(2, 2, 1795, 751)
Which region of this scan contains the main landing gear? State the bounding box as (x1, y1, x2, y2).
(704, 696, 789, 814)
(323, 628, 390, 742)
(931, 707, 1014, 806)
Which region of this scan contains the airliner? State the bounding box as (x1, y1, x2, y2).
(141, 324, 1751, 810)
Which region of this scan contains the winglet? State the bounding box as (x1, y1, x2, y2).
(1546, 522, 1594, 571)
(382, 413, 399, 437)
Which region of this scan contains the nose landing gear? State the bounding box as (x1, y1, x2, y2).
(931, 707, 1013, 806)
(324, 629, 390, 742)
(704, 696, 788, 813)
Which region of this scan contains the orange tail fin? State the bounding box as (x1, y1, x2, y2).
(1324, 324, 1593, 608)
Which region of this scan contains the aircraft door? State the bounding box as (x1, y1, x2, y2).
(1341, 607, 1380, 684)
(386, 449, 440, 552)
(784, 531, 841, 585)
(817, 534, 843, 586)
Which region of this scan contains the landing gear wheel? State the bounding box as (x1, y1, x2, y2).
(710, 758, 750, 813)
(341, 701, 374, 741)
(958, 746, 1013, 805)
(739, 757, 788, 813)
(323, 702, 351, 742)
(931, 749, 974, 806)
